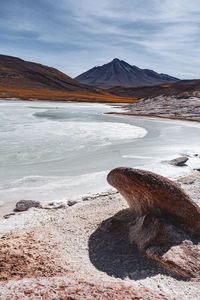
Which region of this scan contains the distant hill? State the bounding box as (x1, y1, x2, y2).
(0, 54, 136, 103)
(108, 80, 200, 99)
(0, 54, 101, 93)
(75, 58, 179, 88)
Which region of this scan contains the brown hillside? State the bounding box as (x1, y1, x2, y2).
(0, 54, 137, 103)
(108, 80, 200, 99)
(0, 54, 101, 93)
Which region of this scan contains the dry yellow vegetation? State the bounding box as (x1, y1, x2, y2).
(0, 86, 137, 103)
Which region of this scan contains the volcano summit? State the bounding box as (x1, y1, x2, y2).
(75, 58, 179, 88)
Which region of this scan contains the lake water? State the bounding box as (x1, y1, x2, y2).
(1, 100, 200, 210)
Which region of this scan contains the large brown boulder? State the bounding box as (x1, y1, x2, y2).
(103, 167, 200, 278)
(107, 167, 200, 236)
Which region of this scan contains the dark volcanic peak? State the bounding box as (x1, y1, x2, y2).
(0, 54, 99, 93)
(75, 58, 179, 88)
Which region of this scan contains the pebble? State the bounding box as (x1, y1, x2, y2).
(68, 200, 78, 207)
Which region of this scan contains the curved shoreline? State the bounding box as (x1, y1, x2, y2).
(1, 100, 200, 219)
(106, 111, 200, 123)
(2, 97, 200, 124)
(108, 95, 200, 123)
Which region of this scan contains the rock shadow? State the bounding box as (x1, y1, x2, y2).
(88, 209, 185, 281)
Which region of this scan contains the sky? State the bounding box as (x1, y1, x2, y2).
(0, 0, 200, 79)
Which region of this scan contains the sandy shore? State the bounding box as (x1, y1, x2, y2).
(0, 171, 200, 299)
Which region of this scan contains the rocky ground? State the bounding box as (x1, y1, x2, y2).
(119, 96, 200, 122)
(0, 278, 168, 299)
(0, 172, 200, 299)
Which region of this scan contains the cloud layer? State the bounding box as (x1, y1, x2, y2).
(0, 0, 200, 78)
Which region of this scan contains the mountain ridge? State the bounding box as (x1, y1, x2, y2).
(0, 54, 101, 93)
(0, 54, 137, 103)
(108, 79, 200, 99)
(75, 58, 179, 88)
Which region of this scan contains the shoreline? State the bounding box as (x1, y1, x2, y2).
(0, 98, 200, 123)
(1, 99, 200, 219)
(0, 99, 200, 298)
(107, 111, 200, 123)
(1, 170, 199, 220)
(1, 96, 200, 123)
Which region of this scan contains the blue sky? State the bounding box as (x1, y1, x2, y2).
(0, 0, 200, 78)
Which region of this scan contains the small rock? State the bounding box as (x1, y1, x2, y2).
(183, 240, 193, 245)
(99, 192, 109, 197)
(14, 200, 41, 212)
(194, 168, 200, 171)
(105, 167, 200, 278)
(42, 205, 52, 210)
(82, 196, 92, 201)
(182, 179, 195, 185)
(43, 202, 66, 210)
(67, 200, 78, 207)
(52, 204, 66, 209)
(168, 156, 188, 166)
(3, 213, 16, 219)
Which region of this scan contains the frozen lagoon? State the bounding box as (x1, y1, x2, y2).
(0, 100, 200, 214)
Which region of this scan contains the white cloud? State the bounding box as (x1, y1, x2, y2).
(0, 0, 200, 78)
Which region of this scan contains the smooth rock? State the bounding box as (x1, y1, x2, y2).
(14, 200, 41, 212)
(82, 195, 92, 201)
(67, 200, 78, 206)
(52, 204, 66, 209)
(44, 201, 66, 209)
(104, 167, 200, 278)
(107, 167, 200, 236)
(168, 156, 188, 166)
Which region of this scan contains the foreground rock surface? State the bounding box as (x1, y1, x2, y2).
(105, 167, 200, 278)
(1, 190, 200, 299)
(0, 277, 168, 300)
(0, 229, 66, 281)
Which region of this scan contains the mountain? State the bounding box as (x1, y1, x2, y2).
(0, 54, 136, 103)
(108, 79, 200, 99)
(75, 58, 179, 88)
(0, 54, 100, 93)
